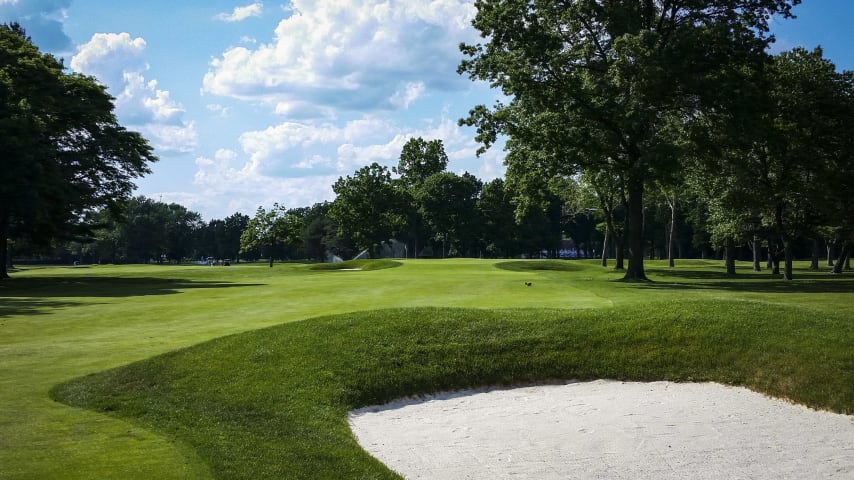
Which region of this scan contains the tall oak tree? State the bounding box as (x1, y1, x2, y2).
(459, 0, 799, 280)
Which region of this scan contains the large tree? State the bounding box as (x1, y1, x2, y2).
(87, 197, 204, 264)
(689, 47, 854, 279)
(330, 163, 405, 257)
(0, 24, 156, 278)
(196, 212, 250, 262)
(459, 0, 799, 280)
(239, 205, 303, 267)
(417, 172, 482, 257)
(477, 178, 519, 257)
(394, 137, 449, 188)
(393, 137, 450, 257)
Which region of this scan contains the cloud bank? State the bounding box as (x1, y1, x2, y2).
(202, 0, 478, 116)
(71, 32, 198, 153)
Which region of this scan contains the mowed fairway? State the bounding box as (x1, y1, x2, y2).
(1, 259, 853, 479)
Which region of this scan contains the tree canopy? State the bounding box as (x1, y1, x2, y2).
(330, 163, 405, 256)
(459, 0, 800, 280)
(239, 205, 305, 267)
(0, 23, 157, 278)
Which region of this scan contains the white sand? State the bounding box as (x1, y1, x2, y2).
(349, 380, 854, 479)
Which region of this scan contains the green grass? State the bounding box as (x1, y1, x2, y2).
(2, 259, 853, 479)
(308, 259, 403, 271)
(495, 259, 583, 272)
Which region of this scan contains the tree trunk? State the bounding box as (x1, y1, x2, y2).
(832, 243, 849, 274)
(601, 230, 609, 267)
(0, 210, 9, 279)
(826, 240, 835, 267)
(751, 236, 761, 272)
(667, 198, 676, 268)
(623, 174, 647, 281)
(809, 237, 821, 271)
(768, 244, 780, 275)
(724, 237, 736, 275)
(775, 205, 792, 280)
(782, 239, 793, 281)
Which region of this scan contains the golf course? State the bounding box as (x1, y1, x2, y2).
(2, 259, 853, 479)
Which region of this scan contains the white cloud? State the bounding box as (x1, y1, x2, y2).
(181, 112, 505, 219)
(206, 103, 231, 117)
(139, 122, 199, 154)
(216, 2, 263, 22)
(390, 82, 426, 109)
(71, 33, 198, 153)
(238, 117, 399, 173)
(70, 33, 147, 85)
(294, 154, 333, 170)
(233, 113, 500, 177)
(117, 72, 184, 123)
(0, 0, 72, 52)
(190, 148, 338, 217)
(202, 0, 478, 115)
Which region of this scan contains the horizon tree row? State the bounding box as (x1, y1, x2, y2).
(14, 115, 852, 271)
(325, 137, 564, 260)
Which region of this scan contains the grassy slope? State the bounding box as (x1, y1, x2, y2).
(2, 259, 853, 478)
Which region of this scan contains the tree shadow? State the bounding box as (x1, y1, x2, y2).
(646, 268, 771, 281)
(0, 277, 264, 317)
(0, 298, 82, 318)
(637, 269, 854, 294)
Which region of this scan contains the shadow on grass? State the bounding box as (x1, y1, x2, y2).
(639, 269, 854, 294)
(648, 267, 789, 280)
(0, 277, 264, 301)
(0, 298, 81, 318)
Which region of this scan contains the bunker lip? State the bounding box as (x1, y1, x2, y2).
(349, 380, 854, 480)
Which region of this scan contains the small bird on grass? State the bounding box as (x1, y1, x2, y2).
(525, 281, 532, 286)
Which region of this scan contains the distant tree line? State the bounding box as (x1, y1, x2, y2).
(14, 132, 851, 275)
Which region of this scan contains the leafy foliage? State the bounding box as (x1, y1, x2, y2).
(330, 163, 405, 256)
(458, 0, 801, 279)
(239, 204, 304, 266)
(0, 23, 156, 278)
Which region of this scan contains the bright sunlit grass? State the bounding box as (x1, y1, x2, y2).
(2, 259, 852, 479)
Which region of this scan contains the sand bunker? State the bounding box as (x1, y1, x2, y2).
(349, 380, 854, 479)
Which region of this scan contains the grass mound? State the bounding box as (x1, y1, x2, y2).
(495, 259, 584, 272)
(308, 259, 402, 271)
(51, 302, 854, 479)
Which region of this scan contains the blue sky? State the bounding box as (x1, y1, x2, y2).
(3, 1, 852, 221)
